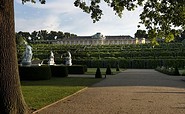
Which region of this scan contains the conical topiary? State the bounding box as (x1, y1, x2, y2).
(174, 67, 180, 75)
(95, 67, 102, 78)
(116, 64, 120, 71)
(106, 64, 112, 75)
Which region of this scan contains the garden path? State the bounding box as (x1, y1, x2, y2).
(34, 69, 185, 114)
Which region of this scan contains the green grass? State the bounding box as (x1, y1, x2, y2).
(21, 77, 102, 110)
(85, 68, 123, 75)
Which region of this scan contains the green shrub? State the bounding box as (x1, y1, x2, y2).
(95, 67, 102, 78)
(116, 63, 120, 71)
(68, 65, 85, 74)
(83, 65, 88, 72)
(19, 65, 51, 80)
(50, 65, 68, 77)
(174, 67, 180, 75)
(155, 66, 180, 76)
(106, 64, 112, 75)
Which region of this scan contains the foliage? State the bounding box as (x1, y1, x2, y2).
(116, 63, 120, 71)
(73, 0, 185, 42)
(68, 65, 86, 74)
(21, 1, 185, 43)
(134, 29, 148, 39)
(106, 64, 112, 75)
(50, 65, 68, 77)
(16, 33, 27, 45)
(155, 66, 180, 76)
(17, 43, 185, 69)
(95, 67, 102, 78)
(19, 65, 52, 80)
(16, 30, 77, 42)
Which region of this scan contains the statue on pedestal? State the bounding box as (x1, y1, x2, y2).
(21, 45, 33, 66)
(65, 51, 72, 66)
(48, 51, 55, 65)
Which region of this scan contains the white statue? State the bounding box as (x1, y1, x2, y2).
(21, 45, 33, 65)
(48, 51, 55, 65)
(65, 51, 72, 66)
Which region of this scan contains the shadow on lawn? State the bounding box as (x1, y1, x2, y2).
(21, 77, 103, 87)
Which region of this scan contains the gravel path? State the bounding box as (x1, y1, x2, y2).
(34, 69, 185, 114)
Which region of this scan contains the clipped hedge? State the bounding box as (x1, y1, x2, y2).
(68, 65, 85, 74)
(155, 66, 180, 76)
(19, 65, 51, 80)
(50, 65, 68, 77)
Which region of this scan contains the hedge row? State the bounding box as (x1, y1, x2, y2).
(17, 43, 185, 62)
(19, 65, 86, 80)
(72, 59, 185, 69)
(155, 66, 180, 76)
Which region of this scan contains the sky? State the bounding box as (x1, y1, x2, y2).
(14, 0, 146, 37)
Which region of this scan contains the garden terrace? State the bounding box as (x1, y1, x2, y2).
(17, 43, 185, 68)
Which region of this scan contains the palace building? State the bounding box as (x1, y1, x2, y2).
(53, 33, 149, 45)
(32, 33, 150, 45)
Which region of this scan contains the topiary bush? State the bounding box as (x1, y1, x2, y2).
(50, 65, 68, 77)
(19, 65, 51, 80)
(95, 67, 102, 78)
(83, 65, 88, 72)
(116, 63, 120, 71)
(106, 64, 112, 75)
(174, 67, 180, 75)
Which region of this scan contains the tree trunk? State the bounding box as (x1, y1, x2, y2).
(0, 0, 29, 114)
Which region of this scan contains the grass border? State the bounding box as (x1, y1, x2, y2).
(33, 87, 88, 114)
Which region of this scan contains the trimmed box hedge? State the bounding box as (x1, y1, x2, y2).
(68, 65, 85, 74)
(19, 65, 51, 80)
(50, 65, 68, 77)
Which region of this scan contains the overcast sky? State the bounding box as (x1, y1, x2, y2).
(14, 0, 146, 37)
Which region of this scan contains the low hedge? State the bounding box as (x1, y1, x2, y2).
(50, 65, 68, 77)
(155, 66, 180, 76)
(19, 65, 51, 80)
(68, 65, 85, 74)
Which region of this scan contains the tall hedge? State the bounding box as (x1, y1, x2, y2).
(68, 65, 85, 74)
(19, 65, 51, 80)
(50, 65, 68, 77)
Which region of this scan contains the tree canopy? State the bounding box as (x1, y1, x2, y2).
(22, 0, 185, 43)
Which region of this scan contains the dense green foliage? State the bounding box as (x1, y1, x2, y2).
(50, 65, 68, 77)
(155, 66, 180, 76)
(22, 0, 185, 42)
(68, 65, 86, 74)
(17, 43, 185, 69)
(95, 67, 102, 78)
(19, 65, 52, 80)
(74, 0, 185, 41)
(16, 30, 77, 43)
(106, 64, 112, 75)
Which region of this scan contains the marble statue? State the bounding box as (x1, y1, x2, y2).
(65, 51, 72, 66)
(48, 51, 55, 65)
(21, 45, 33, 66)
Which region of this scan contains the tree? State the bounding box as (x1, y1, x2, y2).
(0, 0, 28, 113)
(74, 0, 185, 41)
(134, 29, 148, 39)
(0, 0, 185, 113)
(16, 33, 27, 45)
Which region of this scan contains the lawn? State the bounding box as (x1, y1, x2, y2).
(21, 77, 103, 111)
(21, 67, 123, 111)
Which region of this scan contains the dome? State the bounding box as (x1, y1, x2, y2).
(92, 32, 106, 39)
